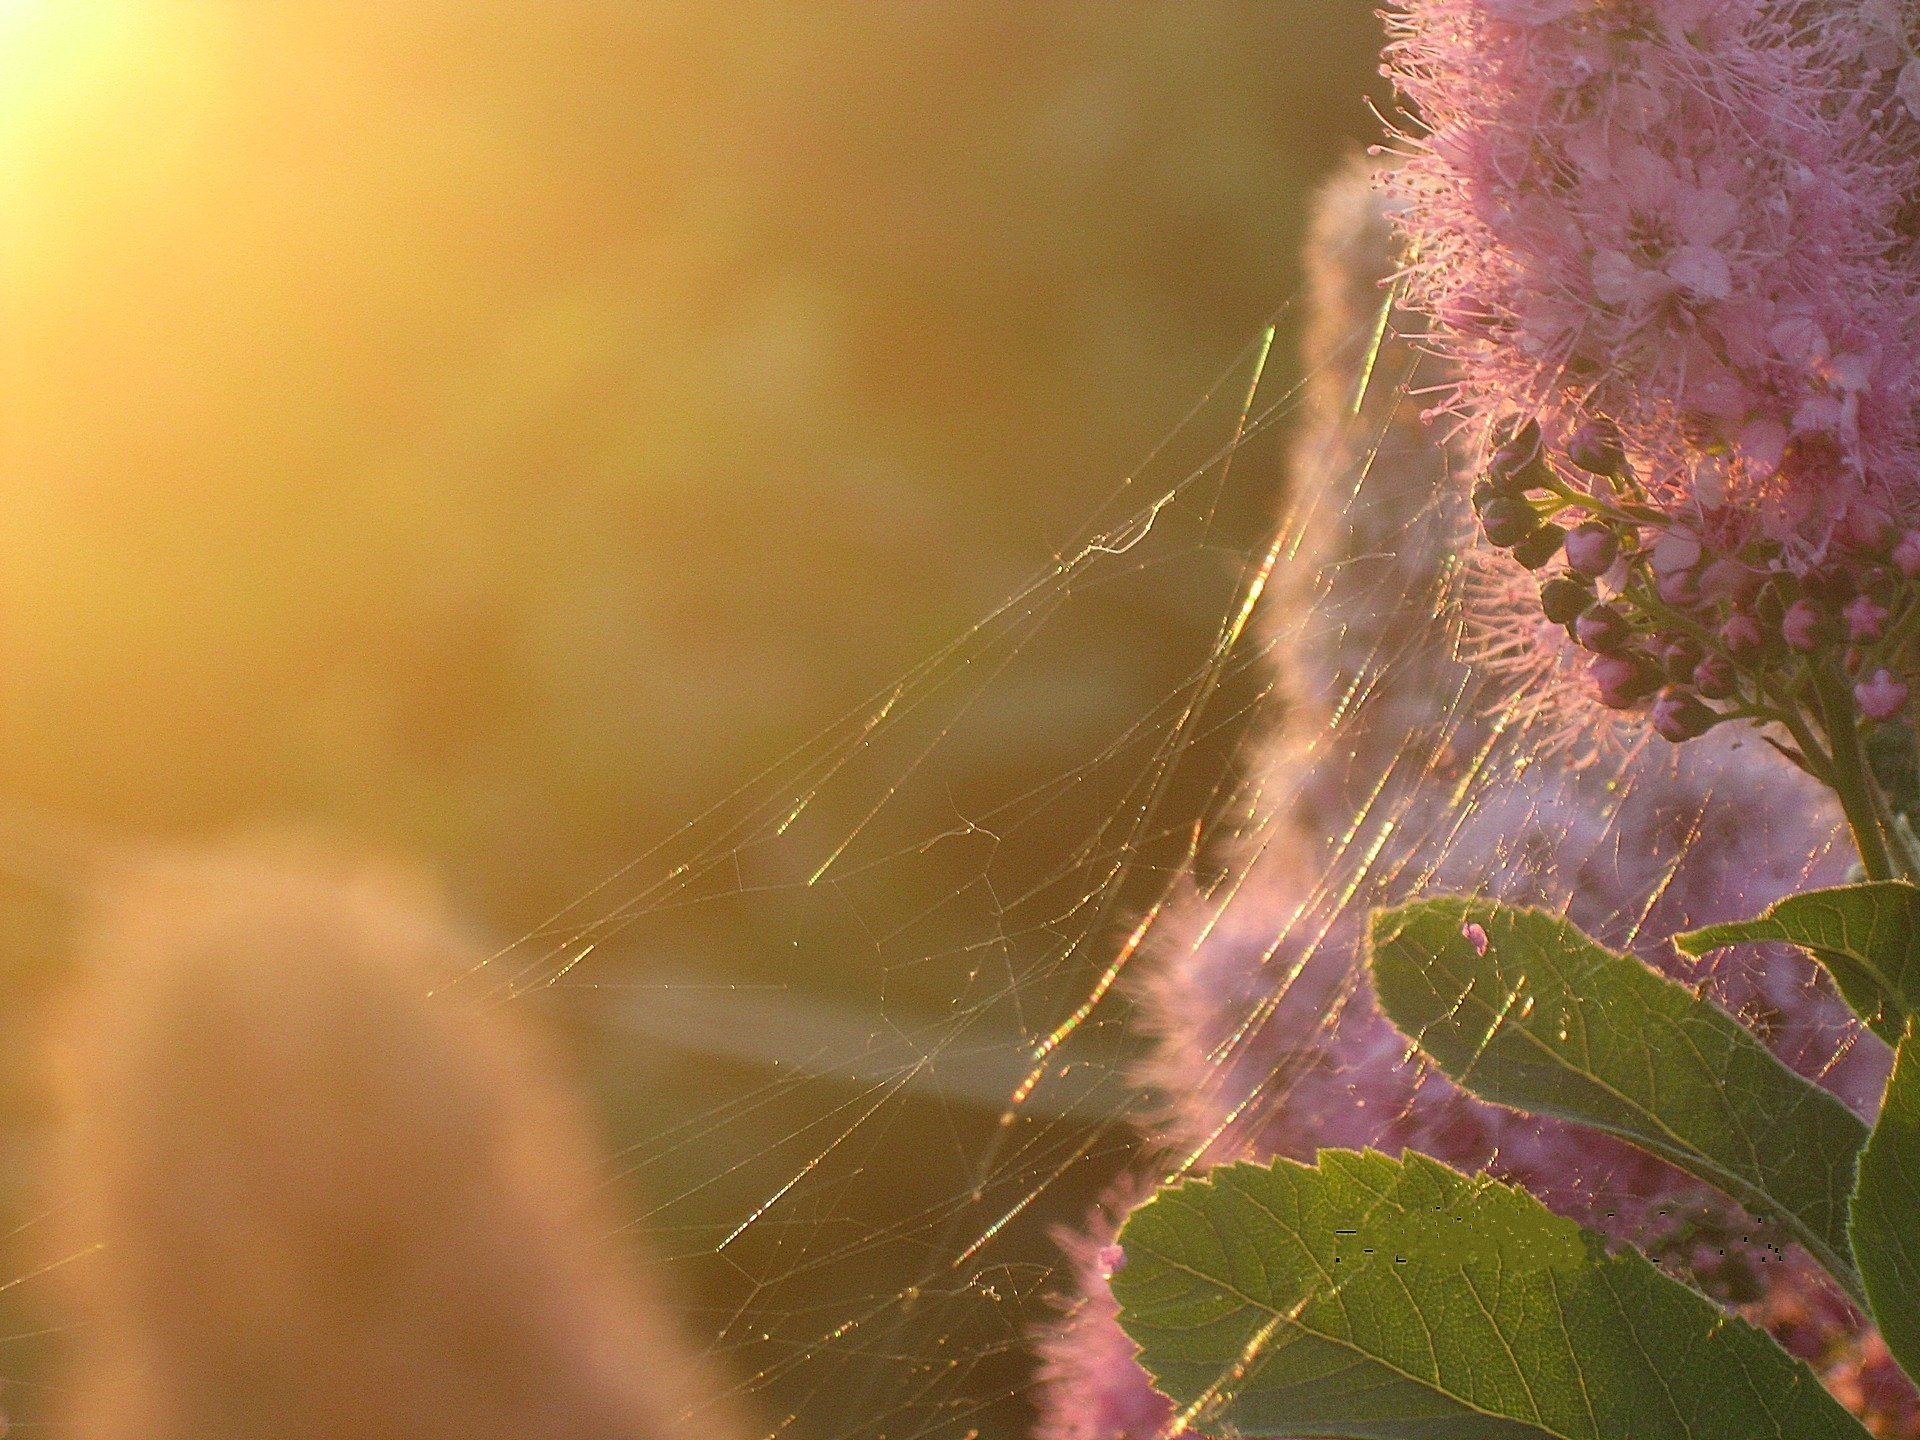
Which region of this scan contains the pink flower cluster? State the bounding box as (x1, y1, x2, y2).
(1381, 0, 1920, 752)
(1030, 166, 1920, 1440)
(1386, 0, 1920, 534)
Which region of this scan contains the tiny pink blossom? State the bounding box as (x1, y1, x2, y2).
(1845, 594, 1890, 643)
(1461, 921, 1490, 955)
(1781, 600, 1832, 653)
(1856, 669, 1910, 721)
(1094, 1243, 1127, 1279)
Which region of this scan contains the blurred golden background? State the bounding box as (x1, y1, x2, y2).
(2, 3, 1383, 1434)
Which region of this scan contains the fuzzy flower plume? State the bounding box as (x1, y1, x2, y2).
(1030, 165, 1920, 1440)
(51, 842, 753, 1440)
(1380, 0, 1920, 765)
(1386, 0, 1920, 528)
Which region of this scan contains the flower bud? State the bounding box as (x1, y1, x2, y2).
(1845, 593, 1890, 643)
(1697, 558, 1759, 605)
(1487, 417, 1551, 492)
(1563, 522, 1619, 577)
(1651, 687, 1716, 742)
(1477, 494, 1540, 548)
(1487, 447, 1552, 494)
(1843, 507, 1894, 554)
(1650, 528, 1702, 577)
(1781, 599, 1837, 653)
(1511, 522, 1566, 570)
(1492, 415, 1541, 464)
(1856, 669, 1910, 722)
(1590, 652, 1659, 708)
(1539, 575, 1592, 625)
(1692, 653, 1737, 699)
(1656, 566, 1699, 607)
(1720, 612, 1764, 658)
(1894, 531, 1920, 580)
(1660, 636, 1703, 683)
(1574, 602, 1632, 654)
(1566, 417, 1626, 476)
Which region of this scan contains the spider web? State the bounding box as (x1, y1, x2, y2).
(449, 191, 1880, 1439)
(481, 311, 1317, 1440)
(0, 189, 1873, 1440)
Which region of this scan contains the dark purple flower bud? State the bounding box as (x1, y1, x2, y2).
(1511, 523, 1566, 570)
(1477, 494, 1540, 549)
(1563, 522, 1619, 577)
(1574, 603, 1632, 654)
(1590, 652, 1659, 709)
(1566, 417, 1625, 476)
(1895, 531, 1920, 580)
(1692, 653, 1737, 699)
(1781, 599, 1837, 653)
(1857, 669, 1911, 722)
(1845, 593, 1890, 643)
(1720, 612, 1765, 658)
(1539, 575, 1592, 625)
(1660, 636, 1703, 683)
(1488, 446, 1551, 493)
(1651, 687, 1716, 742)
(1492, 414, 1541, 462)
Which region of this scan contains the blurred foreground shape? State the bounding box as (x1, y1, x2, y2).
(51, 843, 754, 1440)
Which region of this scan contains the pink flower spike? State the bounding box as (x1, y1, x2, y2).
(1856, 669, 1910, 721)
(1845, 595, 1890, 643)
(1094, 1243, 1127, 1279)
(1461, 922, 1490, 956)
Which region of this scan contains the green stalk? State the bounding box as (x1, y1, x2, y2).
(1813, 666, 1897, 882)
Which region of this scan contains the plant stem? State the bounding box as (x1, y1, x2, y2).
(1812, 667, 1897, 882)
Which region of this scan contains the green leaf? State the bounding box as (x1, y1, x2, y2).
(1113, 1151, 1867, 1440)
(1852, 1022, 1920, 1387)
(1369, 898, 1868, 1302)
(1677, 882, 1920, 1043)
